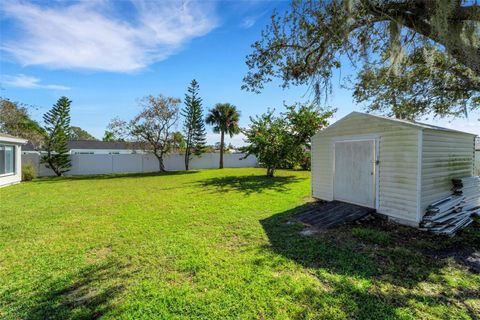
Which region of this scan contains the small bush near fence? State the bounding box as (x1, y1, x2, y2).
(22, 164, 37, 181)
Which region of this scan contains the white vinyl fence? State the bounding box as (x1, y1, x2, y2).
(22, 153, 258, 177)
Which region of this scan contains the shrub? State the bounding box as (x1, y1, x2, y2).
(299, 151, 311, 170)
(22, 163, 37, 181)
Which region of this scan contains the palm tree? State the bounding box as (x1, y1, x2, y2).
(206, 103, 240, 169)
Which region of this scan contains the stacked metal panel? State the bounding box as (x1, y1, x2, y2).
(420, 176, 480, 235)
(453, 177, 480, 210)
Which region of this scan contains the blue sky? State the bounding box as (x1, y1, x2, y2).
(1, 0, 478, 146)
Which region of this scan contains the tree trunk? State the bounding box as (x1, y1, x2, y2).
(219, 130, 224, 169)
(53, 166, 61, 177)
(266, 166, 275, 177)
(184, 149, 190, 171)
(49, 158, 61, 177)
(156, 153, 166, 172)
(184, 136, 192, 171)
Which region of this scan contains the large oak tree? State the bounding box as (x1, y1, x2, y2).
(352, 46, 480, 119)
(243, 0, 479, 117)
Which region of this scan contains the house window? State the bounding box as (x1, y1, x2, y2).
(0, 145, 15, 175)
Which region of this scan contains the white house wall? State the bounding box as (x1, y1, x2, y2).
(312, 114, 420, 224)
(420, 129, 475, 213)
(0, 145, 23, 187)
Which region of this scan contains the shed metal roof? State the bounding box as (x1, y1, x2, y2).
(318, 112, 478, 136)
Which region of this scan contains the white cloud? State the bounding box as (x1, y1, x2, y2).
(241, 17, 257, 29)
(1, 74, 70, 90)
(240, 11, 266, 29)
(1, 0, 217, 72)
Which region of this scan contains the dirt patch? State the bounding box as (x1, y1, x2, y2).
(86, 246, 112, 264)
(302, 195, 320, 203)
(354, 215, 480, 273)
(299, 228, 318, 237)
(427, 247, 480, 273)
(354, 214, 448, 246)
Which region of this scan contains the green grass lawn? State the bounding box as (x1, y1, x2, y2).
(1, 168, 479, 319)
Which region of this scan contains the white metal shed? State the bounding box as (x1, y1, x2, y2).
(311, 112, 477, 226)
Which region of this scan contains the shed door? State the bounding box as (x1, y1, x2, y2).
(334, 140, 376, 208)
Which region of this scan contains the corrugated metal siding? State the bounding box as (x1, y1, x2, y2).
(311, 133, 333, 200)
(311, 114, 420, 223)
(475, 151, 480, 176)
(420, 130, 474, 214)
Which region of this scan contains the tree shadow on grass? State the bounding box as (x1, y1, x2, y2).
(197, 174, 305, 195)
(259, 203, 480, 318)
(35, 170, 199, 184)
(19, 262, 126, 320)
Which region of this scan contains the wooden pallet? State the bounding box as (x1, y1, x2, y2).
(292, 201, 375, 230)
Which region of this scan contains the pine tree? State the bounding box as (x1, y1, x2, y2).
(41, 96, 72, 176)
(182, 80, 207, 170)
